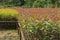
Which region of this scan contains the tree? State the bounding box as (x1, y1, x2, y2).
(51, 0, 58, 8)
(32, 0, 47, 8)
(23, 0, 36, 8)
(0, 0, 60, 8)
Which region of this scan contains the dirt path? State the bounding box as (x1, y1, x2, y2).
(0, 30, 20, 40)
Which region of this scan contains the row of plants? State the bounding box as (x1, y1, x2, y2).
(0, 9, 19, 21)
(19, 13, 60, 40)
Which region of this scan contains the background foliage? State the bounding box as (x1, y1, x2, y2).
(0, 0, 60, 8)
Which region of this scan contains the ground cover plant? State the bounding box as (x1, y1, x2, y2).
(18, 10, 60, 40)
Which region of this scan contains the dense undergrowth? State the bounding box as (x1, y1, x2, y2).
(19, 13, 60, 40)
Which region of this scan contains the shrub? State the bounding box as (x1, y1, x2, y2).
(0, 8, 19, 21)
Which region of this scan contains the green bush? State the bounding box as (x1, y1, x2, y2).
(0, 9, 19, 21)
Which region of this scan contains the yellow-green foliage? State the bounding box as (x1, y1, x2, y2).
(0, 8, 19, 21)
